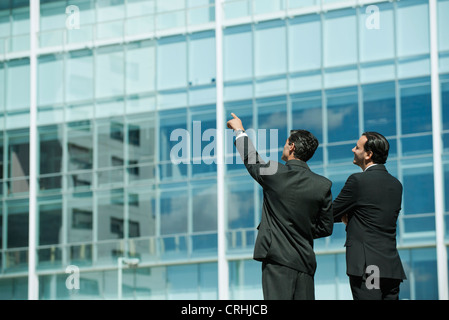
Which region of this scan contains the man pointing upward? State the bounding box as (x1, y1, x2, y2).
(227, 113, 333, 300)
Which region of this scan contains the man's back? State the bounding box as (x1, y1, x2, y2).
(333, 164, 406, 279)
(236, 136, 333, 275)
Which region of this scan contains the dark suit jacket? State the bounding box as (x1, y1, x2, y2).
(333, 164, 406, 280)
(235, 135, 333, 276)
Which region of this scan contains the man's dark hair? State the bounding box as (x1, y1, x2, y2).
(288, 130, 319, 162)
(362, 131, 389, 164)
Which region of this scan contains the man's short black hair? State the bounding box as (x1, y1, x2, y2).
(362, 131, 389, 164)
(288, 130, 319, 162)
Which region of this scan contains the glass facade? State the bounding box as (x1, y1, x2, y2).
(0, 0, 448, 300)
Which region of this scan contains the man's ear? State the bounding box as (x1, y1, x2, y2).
(365, 150, 373, 160)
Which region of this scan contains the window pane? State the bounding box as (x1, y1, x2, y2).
(7, 129, 29, 194)
(289, 15, 321, 72)
(227, 177, 255, 229)
(39, 125, 63, 189)
(400, 81, 432, 134)
(192, 182, 217, 232)
(67, 192, 93, 243)
(128, 188, 156, 237)
(6, 58, 29, 111)
(362, 81, 396, 136)
(126, 41, 156, 95)
(67, 121, 93, 171)
(97, 189, 125, 241)
(157, 36, 187, 90)
(359, 3, 394, 62)
(224, 25, 253, 81)
(7, 199, 28, 248)
(97, 119, 124, 169)
(396, 0, 429, 57)
(324, 9, 357, 68)
(38, 54, 64, 106)
(160, 186, 188, 235)
(403, 166, 434, 215)
(257, 96, 287, 152)
(438, 0, 449, 52)
(96, 45, 124, 99)
(254, 20, 286, 77)
(66, 50, 94, 103)
(38, 199, 62, 246)
(291, 91, 323, 144)
(326, 87, 359, 143)
(189, 31, 216, 86)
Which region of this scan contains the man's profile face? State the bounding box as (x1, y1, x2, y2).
(352, 135, 368, 168)
(282, 138, 293, 162)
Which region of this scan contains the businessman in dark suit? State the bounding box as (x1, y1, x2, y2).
(227, 113, 333, 300)
(333, 132, 406, 300)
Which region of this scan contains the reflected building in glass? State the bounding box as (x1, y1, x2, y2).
(0, 0, 448, 299)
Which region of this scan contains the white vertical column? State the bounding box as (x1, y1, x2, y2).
(429, 0, 448, 300)
(215, 0, 229, 300)
(28, 0, 39, 300)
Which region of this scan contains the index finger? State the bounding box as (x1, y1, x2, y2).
(231, 113, 238, 119)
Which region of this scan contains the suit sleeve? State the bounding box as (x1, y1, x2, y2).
(313, 183, 334, 239)
(332, 174, 358, 223)
(234, 135, 278, 187)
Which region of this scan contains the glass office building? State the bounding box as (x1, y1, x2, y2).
(0, 0, 448, 299)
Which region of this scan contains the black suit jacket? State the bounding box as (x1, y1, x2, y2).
(333, 164, 406, 280)
(235, 135, 333, 276)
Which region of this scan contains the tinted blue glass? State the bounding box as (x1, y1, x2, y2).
(326, 87, 359, 143)
(6, 58, 29, 111)
(257, 96, 287, 151)
(396, 0, 429, 57)
(403, 166, 435, 215)
(38, 54, 63, 106)
(66, 50, 94, 103)
(324, 9, 357, 67)
(160, 185, 188, 235)
(96, 45, 124, 99)
(362, 81, 396, 136)
(224, 24, 252, 81)
(291, 91, 323, 143)
(400, 82, 432, 134)
(227, 177, 255, 229)
(254, 19, 286, 77)
(126, 41, 156, 95)
(399, 248, 438, 300)
(159, 109, 188, 180)
(157, 35, 187, 90)
(189, 31, 216, 86)
(442, 81, 449, 131)
(439, 0, 449, 52)
(359, 3, 394, 62)
(288, 15, 321, 72)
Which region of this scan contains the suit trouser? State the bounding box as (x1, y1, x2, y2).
(349, 274, 402, 300)
(262, 261, 314, 300)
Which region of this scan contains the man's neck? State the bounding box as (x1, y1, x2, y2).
(363, 163, 377, 171)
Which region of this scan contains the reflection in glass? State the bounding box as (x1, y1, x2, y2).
(396, 0, 429, 57)
(362, 81, 396, 136)
(400, 82, 432, 134)
(289, 15, 321, 72)
(160, 186, 188, 235)
(255, 20, 286, 77)
(7, 129, 29, 194)
(97, 189, 125, 241)
(224, 25, 252, 81)
(96, 45, 124, 99)
(67, 121, 93, 171)
(189, 31, 216, 86)
(67, 192, 93, 243)
(157, 36, 187, 90)
(7, 199, 28, 248)
(326, 87, 358, 143)
(324, 9, 357, 68)
(66, 50, 94, 103)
